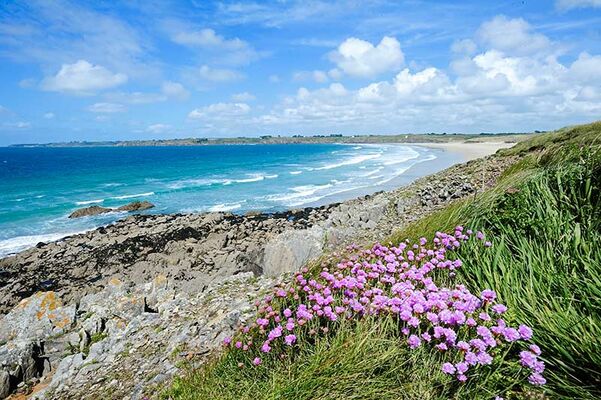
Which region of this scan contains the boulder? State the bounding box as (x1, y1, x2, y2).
(0, 291, 76, 343)
(68, 205, 112, 219)
(262, 226, 324, 277)
(116, 201, 155, 212)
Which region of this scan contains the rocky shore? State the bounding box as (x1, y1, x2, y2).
(0, 151, 519, 399)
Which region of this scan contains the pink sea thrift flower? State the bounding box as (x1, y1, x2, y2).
(284, 334, 297, 346)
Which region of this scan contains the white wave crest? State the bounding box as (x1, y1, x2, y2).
(111, 192, 155, 200)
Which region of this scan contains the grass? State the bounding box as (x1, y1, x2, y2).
(163, 121, 601, 400)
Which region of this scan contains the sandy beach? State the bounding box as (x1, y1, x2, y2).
(413, 141, 517, 161)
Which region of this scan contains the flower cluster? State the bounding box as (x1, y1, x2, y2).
(225, 227, 545, 387)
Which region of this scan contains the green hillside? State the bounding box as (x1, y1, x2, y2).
(164, 122, 601, 400)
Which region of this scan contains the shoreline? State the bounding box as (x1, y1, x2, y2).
(0, 141, 521, 399)
(0, 141, 511, 259)
(0, 140, 516, 314)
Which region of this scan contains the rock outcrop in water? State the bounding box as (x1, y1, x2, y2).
(0, 153, 518, 399)
(116, 201, 155, 212)
(68, 201, 156, 219)
(68, 205, 112, 218)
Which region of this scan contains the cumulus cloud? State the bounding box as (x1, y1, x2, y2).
(198, 65, 243, 82)
(188, 102, 250, 119)
(232, 92, 256, 101)
(476, 16, 551, 56)
(250, 15, 601, 133)
(556, 0, 601, 9)
(43, 112, 55, 119)
(569, 53, 601, 82)
(329, 36, 404, 77)
(42, 60, 127, 94)
(87, 102, 126, 113)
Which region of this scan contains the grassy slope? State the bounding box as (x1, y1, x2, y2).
(164, 122, 601, 400)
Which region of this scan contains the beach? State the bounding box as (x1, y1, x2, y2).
(0, 140, 515, 312)
(0, 140, 519, 398)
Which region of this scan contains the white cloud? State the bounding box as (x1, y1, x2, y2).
(170, 27, 259, 65)
(188, 103, 250, 119)
(146, 124, 172, 134)
(293, 70, 329, 83)
(198, 65, 243, 82)
(451, 39, 477, 55)
(476, 16, 551, 56)
(42, 60, 127, 94)
(329, 36, 404, 77)
(569, 53, 601, 82)
(0, 2, 155, 79)
(87, 102, 126, 113)
(249, 15, 601, 134)
(105, 81, 190, 105)
(161, 81, 190, 100)
(173, 28, 244, 50)
(556, 0, 601, 9)
(43, 112, 55, 119)
(232, 92, 256, 101)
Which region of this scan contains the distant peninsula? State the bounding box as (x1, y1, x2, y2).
(9, 131, 539, 148)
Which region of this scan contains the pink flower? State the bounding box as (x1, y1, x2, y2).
(284, 334, 297, 346)
(261, 341, 271, 353)
(442, 362, 456, 374)
(518, 325, 533, 340)
(529, 344, 541, 355)
(252, 357, 262, 366)
(407, 335, 421, 349)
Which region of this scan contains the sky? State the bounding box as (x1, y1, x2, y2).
(0, 0, 601, 145)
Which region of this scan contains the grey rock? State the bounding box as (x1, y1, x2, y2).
(116, 201, 155, 212)
(68, 206, 112, 219)
(263, 226, 324, 276)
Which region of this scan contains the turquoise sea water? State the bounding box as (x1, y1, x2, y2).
(0, 143, 456, 256)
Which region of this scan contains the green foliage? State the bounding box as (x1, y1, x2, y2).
(164, 317, 530, 400)
(454, 157, 601, 399)
(164, 121, 601, 400)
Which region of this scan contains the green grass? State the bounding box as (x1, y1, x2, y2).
(164, 121, 601, 400)
(166, 317, 532, 400)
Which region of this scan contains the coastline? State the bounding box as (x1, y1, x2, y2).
(0, 140, 514, 311)
(0, 141, 511, 258)
(0, 140, 520, 399)
(412, 141, 516, 161)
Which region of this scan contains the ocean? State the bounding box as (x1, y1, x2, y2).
(0, 143, 458, 257)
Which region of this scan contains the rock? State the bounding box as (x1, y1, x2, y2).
(116, 201, 155, 212)
(0, 339, 44, 397)
(263, 226, 324, 276)
(68, 206, 112, 219)
(0, 292, 76, 343)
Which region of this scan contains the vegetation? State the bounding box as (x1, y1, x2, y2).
(163, 122, 601, 399)
(10, 132, 535, 147)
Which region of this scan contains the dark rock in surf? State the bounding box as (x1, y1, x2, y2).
(68, 206, 112, 219)
(117, 201, 155, 212)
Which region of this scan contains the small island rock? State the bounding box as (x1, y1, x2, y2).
(117, 201, 155, 212)
(68, 205, 112, 219)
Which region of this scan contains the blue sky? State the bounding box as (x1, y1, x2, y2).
(0, 0, 600, 145)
